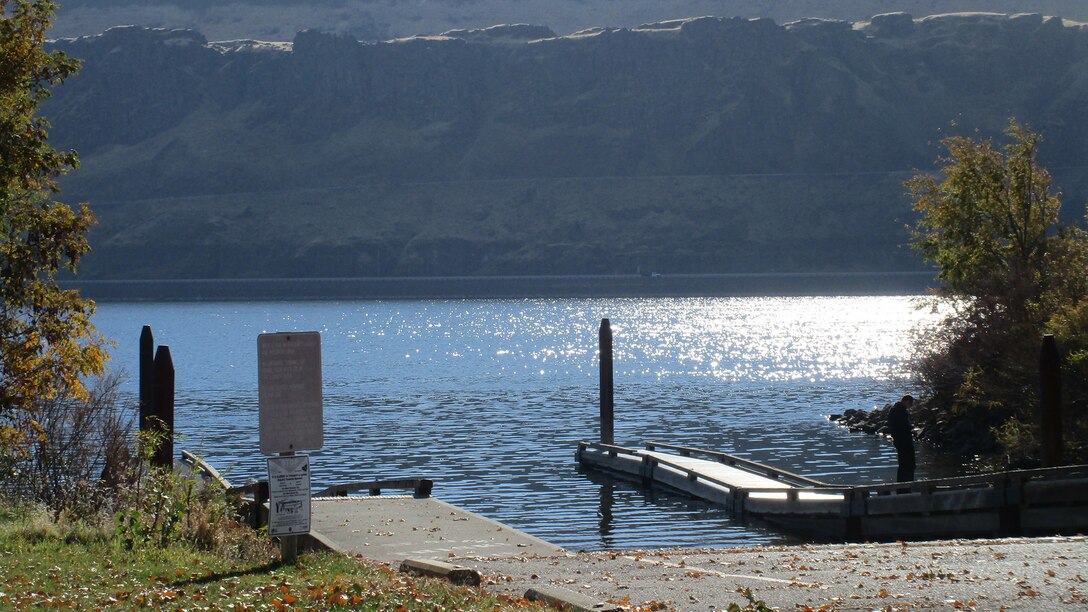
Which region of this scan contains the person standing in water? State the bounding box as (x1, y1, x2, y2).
(887, 394, 916, 483)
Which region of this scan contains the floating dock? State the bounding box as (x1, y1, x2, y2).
(577, 441, 1088, 542)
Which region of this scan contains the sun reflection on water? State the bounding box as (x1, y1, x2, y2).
(564, 296, 939, 383)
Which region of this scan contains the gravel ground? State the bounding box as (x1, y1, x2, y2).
(454, 536, 1088, 610)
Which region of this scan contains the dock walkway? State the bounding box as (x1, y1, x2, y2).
(638, 445, 844, 502)
(577, 441, 844, 509)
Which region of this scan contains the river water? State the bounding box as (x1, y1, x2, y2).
(92, 296, 958, 550)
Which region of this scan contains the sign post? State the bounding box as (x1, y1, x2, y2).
(258, 331, 324, 562)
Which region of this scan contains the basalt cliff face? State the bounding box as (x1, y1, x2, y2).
(45, 13, 1088, 279)
(50, 0, 1088, 43)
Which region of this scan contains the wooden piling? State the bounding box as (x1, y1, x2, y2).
(139, 325, 155, 434)
(253, 481, 269, 530)
(1040, 334, 1063, 467)
(599, 318, 614, 445)
(152, 345, 175, 469)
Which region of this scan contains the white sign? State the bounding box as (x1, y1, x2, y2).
(258, 332, 323, 454)
(267, 454, 312, 537)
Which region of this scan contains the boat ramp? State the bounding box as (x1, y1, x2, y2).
(176, 458, 564, 562)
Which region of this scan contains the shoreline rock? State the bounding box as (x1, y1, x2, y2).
(829, 400, 1001, 458)
(828, 403, 896, 438)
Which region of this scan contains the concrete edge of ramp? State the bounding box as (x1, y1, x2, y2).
(400, 558, 481, 586)
(423, 496, 564, 554)
(299, 529, 338, 553)
(525, 586, 625, 612)
(395, 559, 624, 611)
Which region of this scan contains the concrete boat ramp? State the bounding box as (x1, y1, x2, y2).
(303, 496, 620, 608)
(183, 449, 1088, 609)
(299, 493, 1088, 611)
(306, 495, 562, 561)
(182, 454, 606, 608)
(296, 471, 1088, 611)
(304, 495, 634, 611)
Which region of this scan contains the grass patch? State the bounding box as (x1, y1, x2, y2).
(0, 503, 541, 610)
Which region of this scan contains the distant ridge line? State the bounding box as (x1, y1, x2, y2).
(63, 272, 936, 302)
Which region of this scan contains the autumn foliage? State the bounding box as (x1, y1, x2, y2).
(1, 1, 106, 463)
(906, 119, 1088, 465)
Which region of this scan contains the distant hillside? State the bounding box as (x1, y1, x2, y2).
(44, 13, 1088, 280)
(52, 0, 1088, 42)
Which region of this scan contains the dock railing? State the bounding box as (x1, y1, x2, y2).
(644, 441, 829, 487)
(180, 450, 233, 490)
(315, 479, 434, 498)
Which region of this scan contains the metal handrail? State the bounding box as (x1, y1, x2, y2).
(739, 486, 851, 496)
(180, 449, 233, 490)
(314, 478, 433, 498)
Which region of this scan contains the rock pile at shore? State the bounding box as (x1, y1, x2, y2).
(829, 400, 1001, 458)
(829, 404, 894, 436)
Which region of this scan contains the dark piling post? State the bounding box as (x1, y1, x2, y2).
(152, 345, 175, 469)
(139, 326, 155, 434)
(253, 481, 269, 529)
(1040, 334, 1063, 467)
(599, 318, 614, 446)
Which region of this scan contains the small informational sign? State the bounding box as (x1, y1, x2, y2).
(267, 454, 311, 537)
(258, 331, 323, 455)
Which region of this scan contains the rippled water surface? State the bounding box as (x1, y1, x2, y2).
(94, 296, 951, 550)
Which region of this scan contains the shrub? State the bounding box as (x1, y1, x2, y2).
(0, 373, 134, 518)
(114, 436, 275, 562)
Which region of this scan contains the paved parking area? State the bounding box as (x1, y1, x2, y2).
(309, 496, 1087, 610)
(459, 536, 1088, 610)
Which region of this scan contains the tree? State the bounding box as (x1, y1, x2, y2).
(905, 118, 1088, 465)
(1, 0, 106, 461)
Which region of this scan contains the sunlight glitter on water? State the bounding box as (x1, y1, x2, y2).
(588, 296, 941, 382)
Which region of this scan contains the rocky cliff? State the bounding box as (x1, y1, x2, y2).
(51, 0, 1088, 43)
(44, 13, 1088, 279)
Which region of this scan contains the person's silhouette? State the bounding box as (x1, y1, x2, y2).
(888, 394, 916, 483)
